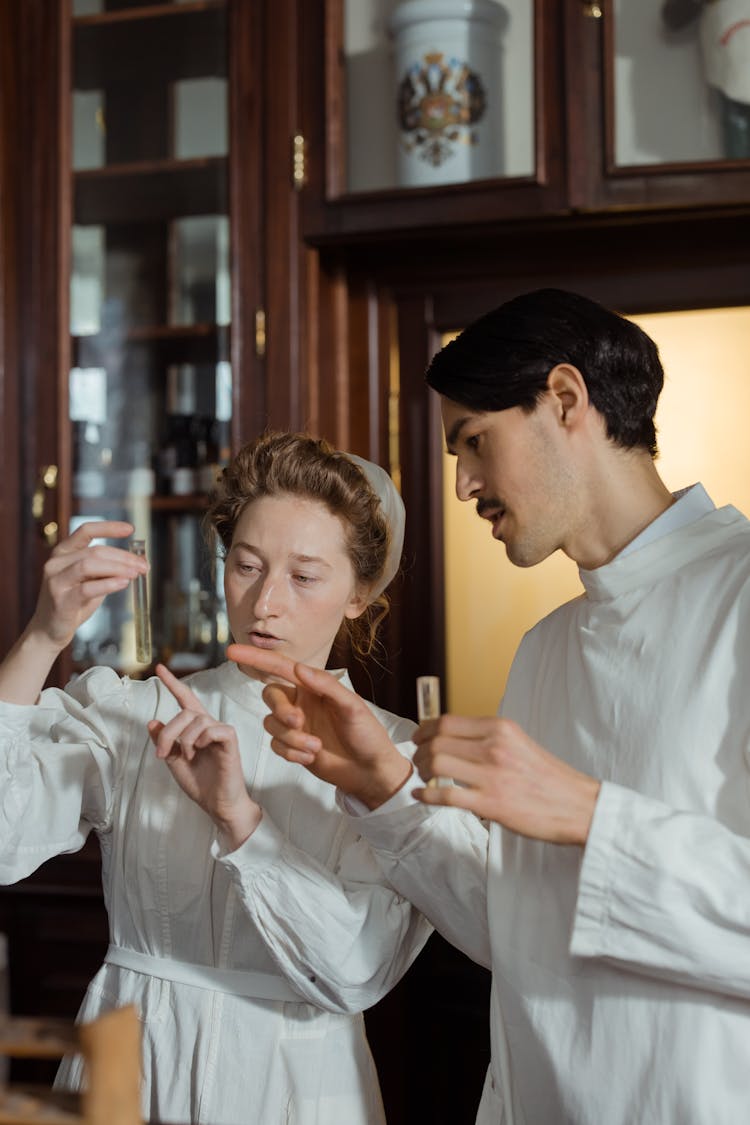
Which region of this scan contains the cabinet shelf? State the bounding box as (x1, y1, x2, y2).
(74, 157, 227, 225)
(73, 495, 211, 516)
(150, 493, 211, 511)
(73, 323, 229, 367)
(74, 1, 227, 90)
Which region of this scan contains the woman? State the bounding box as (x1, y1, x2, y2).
(0, 432, 430, 1125)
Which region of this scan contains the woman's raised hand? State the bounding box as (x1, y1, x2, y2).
(227, 644, 413, 809)
(149, 663, 262, 850)
(30, 520, 147, 652)
(0, 521, 149, 705)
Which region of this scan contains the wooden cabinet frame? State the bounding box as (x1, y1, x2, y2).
(0, 0, 23, 658)
(0, 0, 69, 671)
(299, 0, 569, 243)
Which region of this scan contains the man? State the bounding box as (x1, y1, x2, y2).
(231, 289, 750, 1124)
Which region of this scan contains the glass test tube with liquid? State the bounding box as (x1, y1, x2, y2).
(130, 539, 152, 664)
(416, 675, 452, 788)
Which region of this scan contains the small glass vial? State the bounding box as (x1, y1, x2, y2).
(130, 539, 152, 665)
(416, 675, 441, 723)
(416, 675, 452, 788)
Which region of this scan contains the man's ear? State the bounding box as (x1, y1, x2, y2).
(546, 363, 589, 428)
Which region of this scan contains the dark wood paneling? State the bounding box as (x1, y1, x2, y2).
(0, 0, 69, 652)
(260, 0, 308, 434)
(227, 0, 266, 443)
(0, 0, 23, 658)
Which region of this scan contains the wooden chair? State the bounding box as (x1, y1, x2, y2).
(0, 1006, 142, 1125)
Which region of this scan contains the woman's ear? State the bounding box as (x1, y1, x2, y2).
(546, 363, 589, 428)
(344, 586, 371, 620)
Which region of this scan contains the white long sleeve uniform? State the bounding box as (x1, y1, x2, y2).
(0, 661, 432, 1125)
(350, 486, 750, 1125)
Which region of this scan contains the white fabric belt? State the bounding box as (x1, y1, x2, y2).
(104, 944, 304, 1003)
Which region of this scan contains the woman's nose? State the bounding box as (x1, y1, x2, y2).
(254, 576, 281, 617)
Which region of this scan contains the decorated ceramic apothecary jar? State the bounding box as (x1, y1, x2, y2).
(389, 0, 505, 187)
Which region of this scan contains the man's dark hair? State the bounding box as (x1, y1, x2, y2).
(425, 288, 664, 455)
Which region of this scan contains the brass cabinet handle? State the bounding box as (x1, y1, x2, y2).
(255, 308, 266, 358)
(31, 464, 59, 545)
(582, 1, 603, 16)
(292, 134, 306, 190)
(42, 521, 59, 547)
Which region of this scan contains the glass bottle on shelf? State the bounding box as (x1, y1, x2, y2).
(68, 0, 231, 676)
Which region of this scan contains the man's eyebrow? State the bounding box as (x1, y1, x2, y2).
(445, 415, 474, 453)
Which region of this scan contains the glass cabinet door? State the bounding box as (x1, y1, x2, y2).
(343, 0, 535, 193)
(69, 0, 231, 675)
(302, 0, 565, 238)
(568, 0, 750, 209)
(612, 0, 750, 168)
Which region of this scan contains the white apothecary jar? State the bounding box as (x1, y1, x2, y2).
(389, 0, 505, 187)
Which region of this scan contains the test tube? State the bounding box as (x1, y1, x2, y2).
(130, 539, 152, 665)
(416, 676, 440, 724)
(416, 675, 452, 788)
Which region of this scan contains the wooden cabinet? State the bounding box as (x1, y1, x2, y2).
(297, 0, 750, 244)
(0, 0, 330, 671)
(64, 2, 228, 677)
(60, 0, 266, 680)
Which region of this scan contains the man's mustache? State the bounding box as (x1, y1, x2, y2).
(476, 497, 503, 518)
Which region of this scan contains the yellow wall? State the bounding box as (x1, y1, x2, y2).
(443, 306, 750, 715)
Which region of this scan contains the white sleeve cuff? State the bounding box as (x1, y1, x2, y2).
(570, 780, 634, 957)
(212, 811, 286, 877)
(337, 761, 418, 818)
